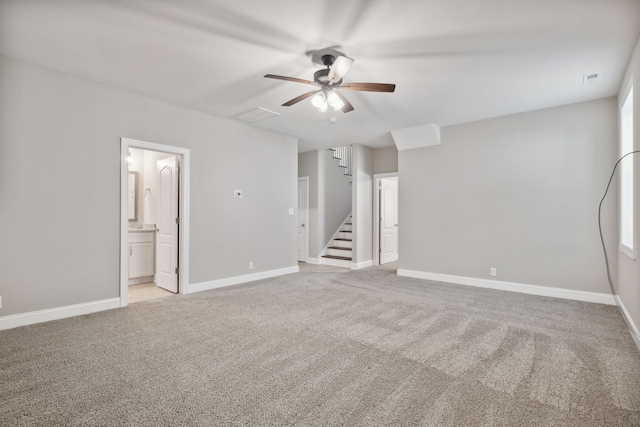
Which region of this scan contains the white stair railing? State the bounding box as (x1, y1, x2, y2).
(329, 145, 352, 183)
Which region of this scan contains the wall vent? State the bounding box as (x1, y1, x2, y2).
(233, 107, 279, 123)
(582, 73, 599, 85)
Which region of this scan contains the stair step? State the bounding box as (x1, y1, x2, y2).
(331, 240, 352, 249)
(322, 255, 352, 261)
(334, 238, 352, 242)
(328, 246, 351, 251)
(340, 230, 352, 233)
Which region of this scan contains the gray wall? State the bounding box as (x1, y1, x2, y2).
(373, 145, 398, 174)
(399, 97, 618, 293)
(617, 36, 640, 332)
(298, 149, 352, 259)
(0, 55, 298, 317)
(352, 144, 374, 264)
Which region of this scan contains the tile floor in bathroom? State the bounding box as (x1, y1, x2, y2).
(128, 282, 174, 303)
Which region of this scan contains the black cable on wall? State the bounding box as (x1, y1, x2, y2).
(597, 150, 640, 338)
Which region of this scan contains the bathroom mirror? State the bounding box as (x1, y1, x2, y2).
(128, 172, 138, 221)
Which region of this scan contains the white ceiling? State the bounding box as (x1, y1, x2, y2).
(1, 0, 639, 152)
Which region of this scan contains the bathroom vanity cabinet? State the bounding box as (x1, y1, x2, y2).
(128, 231, 155, 284)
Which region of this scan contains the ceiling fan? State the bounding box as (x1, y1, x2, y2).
(264, 50, 395, 113)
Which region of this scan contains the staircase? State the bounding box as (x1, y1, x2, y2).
(321, 146, 353, 268)
(321, 214, 353, 268)
(330, 145, 353, 183)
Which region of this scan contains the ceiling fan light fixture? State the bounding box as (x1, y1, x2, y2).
(327, 90, 345, 111)
(265, 49, 395, 113)
(311, 92, 328, 112)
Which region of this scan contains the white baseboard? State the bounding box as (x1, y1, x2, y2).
(351, 260, 373, 270)
(0, 298, 121, 331)
(615, 295, 640, 351)
(187, 266, 299, 294)
(305, 257, 320, 265)
(397, 269, 616, 306)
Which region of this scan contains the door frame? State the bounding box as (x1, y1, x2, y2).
(373, 172, 398, 266)
(298, 176, 309, 263)
(120, 138, 191, 307)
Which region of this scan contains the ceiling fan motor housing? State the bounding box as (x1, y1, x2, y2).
(314, 69, 331, 84)
(314, 56, 343, 85)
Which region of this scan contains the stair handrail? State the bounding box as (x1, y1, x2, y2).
(329, 145, 352, 183)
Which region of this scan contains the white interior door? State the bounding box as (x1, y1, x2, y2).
(156, 155, 179, 293)
(297, 177, 309, 262)
(380, 177, 398, 264)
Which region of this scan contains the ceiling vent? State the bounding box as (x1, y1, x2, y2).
(582, 73, 600, 85)
(233, 107, 279, 123)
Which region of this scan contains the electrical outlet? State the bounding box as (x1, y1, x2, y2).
(249, 261, 253, 270)
(490, 268, 497, 277)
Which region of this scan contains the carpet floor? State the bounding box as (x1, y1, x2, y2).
(1, 268, 639, 426)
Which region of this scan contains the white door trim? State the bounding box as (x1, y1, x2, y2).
(298, 176, 310, 263)
(373, 172, 398, 266)
(120, 138, 191, 307)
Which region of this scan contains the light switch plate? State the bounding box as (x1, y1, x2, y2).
(288, 208, 294, 215)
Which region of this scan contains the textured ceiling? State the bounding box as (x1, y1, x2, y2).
(1, 0, 639, 152)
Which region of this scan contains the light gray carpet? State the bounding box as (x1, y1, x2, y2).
(1, 268, 639, 426)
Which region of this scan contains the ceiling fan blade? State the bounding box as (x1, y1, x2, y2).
(341, 82, 396, 92)
(333, 91, 354, 113)
(264, 74, 317, 86)
(327, 56, 354, 84)
(282, 90, 320, 107)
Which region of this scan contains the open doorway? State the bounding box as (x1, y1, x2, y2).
(373, 173, 399, 266)
(120, 138, 190, 307)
